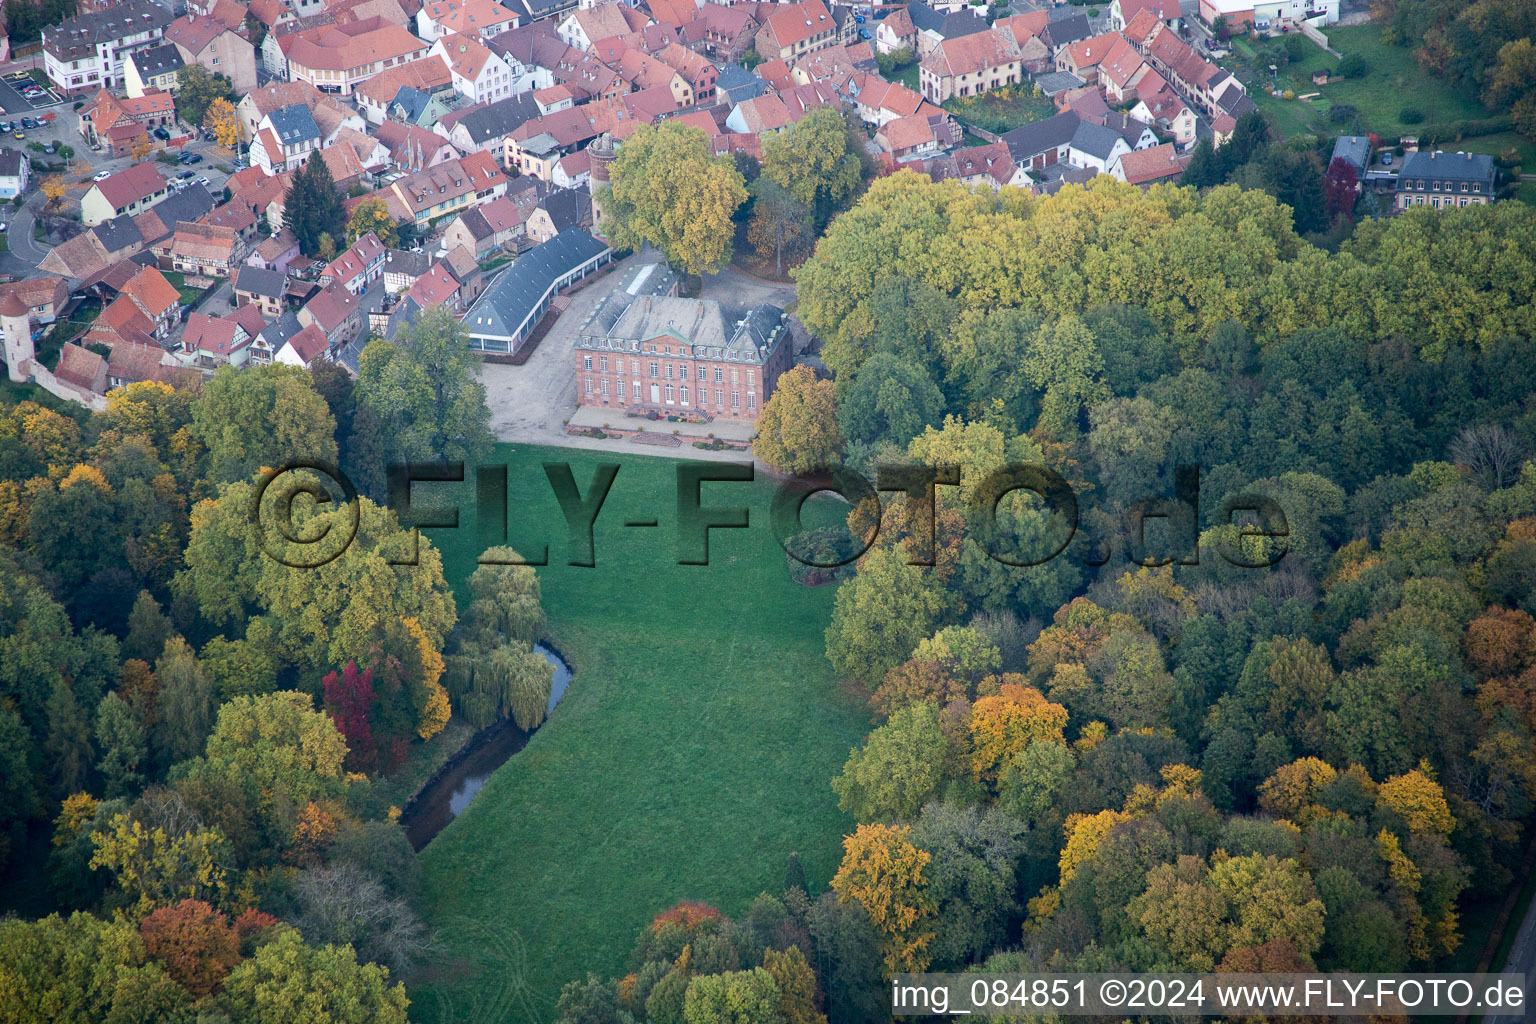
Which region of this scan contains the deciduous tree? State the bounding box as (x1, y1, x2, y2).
(598, 121, 747, 276)
(753, 366, 842, 474)
(830, 822, 936, 973)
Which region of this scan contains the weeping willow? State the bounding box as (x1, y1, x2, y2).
(446, 642, 553, 730)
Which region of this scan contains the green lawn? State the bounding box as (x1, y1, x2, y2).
(1238, 26, 1490, 140)
(944, 86, 1055, 135)
(891, 60, 920, 92)
(411, 445, 870, 1024)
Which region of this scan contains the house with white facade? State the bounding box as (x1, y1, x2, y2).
(42, 0, 173, 94)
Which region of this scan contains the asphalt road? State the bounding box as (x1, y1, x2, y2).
(1484, 890, 1536, 1024)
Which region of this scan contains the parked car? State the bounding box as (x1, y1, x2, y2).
(0, 123, 12, 134)
(1381, 153, 1393, 166)
(177, 169, 194, 179)
(180, 152, 203, 165)
(20, 117, 36, 129)
(0, 223, 9, 233)
(152, 126, 170, 140)
(196, 176, 211, 186)
(10, 131, 21, 140)
(93, 170, 112, 181)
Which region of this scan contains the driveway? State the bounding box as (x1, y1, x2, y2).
(479, 249, 796, 462)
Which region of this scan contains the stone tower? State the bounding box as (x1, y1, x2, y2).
(587, 132, 617, 235)
(1, 291, 32, 384)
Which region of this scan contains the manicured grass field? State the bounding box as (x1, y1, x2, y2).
(1242, 26, 1489, 140)
(410, 445, 870, 1024)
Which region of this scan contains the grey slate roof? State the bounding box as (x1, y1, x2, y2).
(91, 215, 144, 254)
(1330, 135, 1371, 173)
(144, 184, 216, 235)
(455, 93, 542, 145)
(579, 290, 788, 365)
(384, 248, 434, 276)
(256, 310, 304, 351)
(714, 61, 767, 104)
(131, 44, 184, 80)
(1032, 70, 1084, 96)
(1069, 119, 1124, 161)
(1001, 110, 1081, 160)
(384, 295, 423, 341)
(906, 2, 987, 39)
(267, 104, 321, 146)
(1043, 10, 1090, 46)
(538, 187, 589, 233)
(0, 149, 25, 176)
(43, 0, 172, 61)
(465, 230, 610, 341)
(1397, 150, 1495, 185)
(234, 264, 286, 298)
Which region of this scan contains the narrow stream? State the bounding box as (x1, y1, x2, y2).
(401, 643, 572, 851)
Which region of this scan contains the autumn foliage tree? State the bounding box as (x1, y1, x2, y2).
(138, 899, 241, 996)
(752, 366, 842, 474)
(322, 661, 376, 772)
(597, 120, 747, 276)
(203, 97, 241, 150)
(830, 823, 936, 973)
(967, 680, 1068, 784)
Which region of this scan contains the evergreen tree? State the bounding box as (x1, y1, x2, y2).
(785, 851, 807, 896)
(44, 678, 92, 797)
(124, 590, 174, 663)
(96, 692, 146, 798)
(286, 157, 346, 258)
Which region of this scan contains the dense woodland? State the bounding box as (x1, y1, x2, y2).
(0, 308, 557, 1022)
(572, 175, 1536, 1022)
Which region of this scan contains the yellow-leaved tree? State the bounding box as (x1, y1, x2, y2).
(346, 197, 399, 249)
(204, 97, 241, 149)
(967, 680, 1068, 783)
(752, 366, 842, 474)
(830, 822, 936, 974)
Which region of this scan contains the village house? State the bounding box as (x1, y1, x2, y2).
(698, 4, 758, 61)
(274, 322, 332, 368)
(124, 44, 183, 97)
(431, 32, 518, 105)
(180, 311, 253, 370)
(78, 88, 177, 155)
(1000, 110, 1080, 172)
(355, 58, 458, 123)
(1395, 150, 1497, 211)
(756, 0, 838, 65)
(246, 229, 302, 276)
(0, 150, 30, 200)
(906, 3, 987, 60)
(298, 281, 364, 345)
(558, 2, 649, 51)
(164, 14, 258, 95)
(42, 0, 173, 94)
(250, 104, 322, 174)
(1110, 141, 1188, 186)
(416, 0, 522, 42)
(81, 164, 171, 227)
(320, 232, 388, 294)
(153, 222, 242, 278)
(233, 264, 288, 316)
(116, 265, 182, 337)
(918, 30, 1021, 104)
(280, 19, 431, 95)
